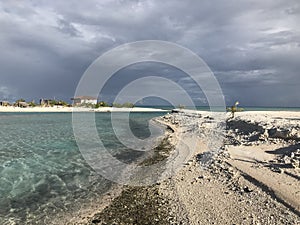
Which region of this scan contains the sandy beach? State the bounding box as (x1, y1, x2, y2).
(156, 110, 300, 224)
(0, 106, 167, 113)
(79, 109, 300, 225)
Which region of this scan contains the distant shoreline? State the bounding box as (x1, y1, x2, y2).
(0, 106, 168, 113)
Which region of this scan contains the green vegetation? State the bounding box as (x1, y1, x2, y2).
(95, 101, 110, 108)
(112, 102, 134, 108)
(79, 103, 97, 108)
(28, 101, 36, 107)
(0, 101, 10, 106)
(8, 97, 137, 109)
(41, 99, 70, 107)
(122, 102, 134, 108)
(14, 98, 27, 107)
(15, 98, 26, 103)
(112, 103, 122, 108)
(12, 98, 72, 107)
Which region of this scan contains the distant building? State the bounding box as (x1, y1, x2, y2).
(17, 101, 29, 108)
(40, 99, 52, 107)
(71, 96, 98, 106)
(0, 101, 10, 106)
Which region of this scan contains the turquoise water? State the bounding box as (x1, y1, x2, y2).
(143, 105, 300, 111)
(240, 107, 300, 111)
(0, 112, 165, 224)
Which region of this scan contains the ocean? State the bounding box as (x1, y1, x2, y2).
(144, 106, 300, 112)
(0, 112, 165, 224)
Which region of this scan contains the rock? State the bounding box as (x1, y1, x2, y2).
(288, 128, 300, 139)
(268, 128, 289, 139)
(243, 186, 253, 193)
(91, 218, 101, 223)
(270, 166, 281, 173)
(291, 150, 300, 168)
(260, 129, 269, 140)
(185, 161, 193, 166)
(283, 155, 291, 164)
(291, 160, 300, 168)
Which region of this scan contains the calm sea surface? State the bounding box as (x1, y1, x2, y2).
(0, 112, 165, 224)
(148, 106, 300, 111)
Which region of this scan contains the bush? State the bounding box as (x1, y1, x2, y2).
(112, 102, 134, 108)
(112, 103, 122, 108)
(122, 102, 134, 108)
(28, 102, 36, 107)
(97, 101, 110, 107)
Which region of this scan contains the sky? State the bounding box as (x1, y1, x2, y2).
(0, 0, 299, 107)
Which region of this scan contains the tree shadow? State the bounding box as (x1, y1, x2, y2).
(265, 143, 300, 155)
(267, 163, 294, 169)
(226, 120, 264, 135)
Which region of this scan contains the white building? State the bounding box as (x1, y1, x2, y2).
(71, 96, 98, 105)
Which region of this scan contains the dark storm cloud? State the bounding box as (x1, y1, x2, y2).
(0, 0, 299, 106)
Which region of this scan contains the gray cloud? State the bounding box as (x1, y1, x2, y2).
(0, 0, 299, 106)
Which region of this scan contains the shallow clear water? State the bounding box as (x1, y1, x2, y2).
(0, 112, 165, 224)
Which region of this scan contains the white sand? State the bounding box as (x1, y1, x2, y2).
(157, 110, 300, 224)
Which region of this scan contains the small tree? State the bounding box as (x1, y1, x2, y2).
(122, 102, 134, 108)
(56, 100, 69, 106)
(16, 98, 26, 103)
(112, 103, 122, 108)
(28, 101, 36, 107)
(98, 101, 110, 107)
(49, 100, 58, 107)
(15, 99, 26, 107)
(227, 101, 243, 118)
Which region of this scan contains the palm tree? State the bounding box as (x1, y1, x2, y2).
(227, 101, 240, 118)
